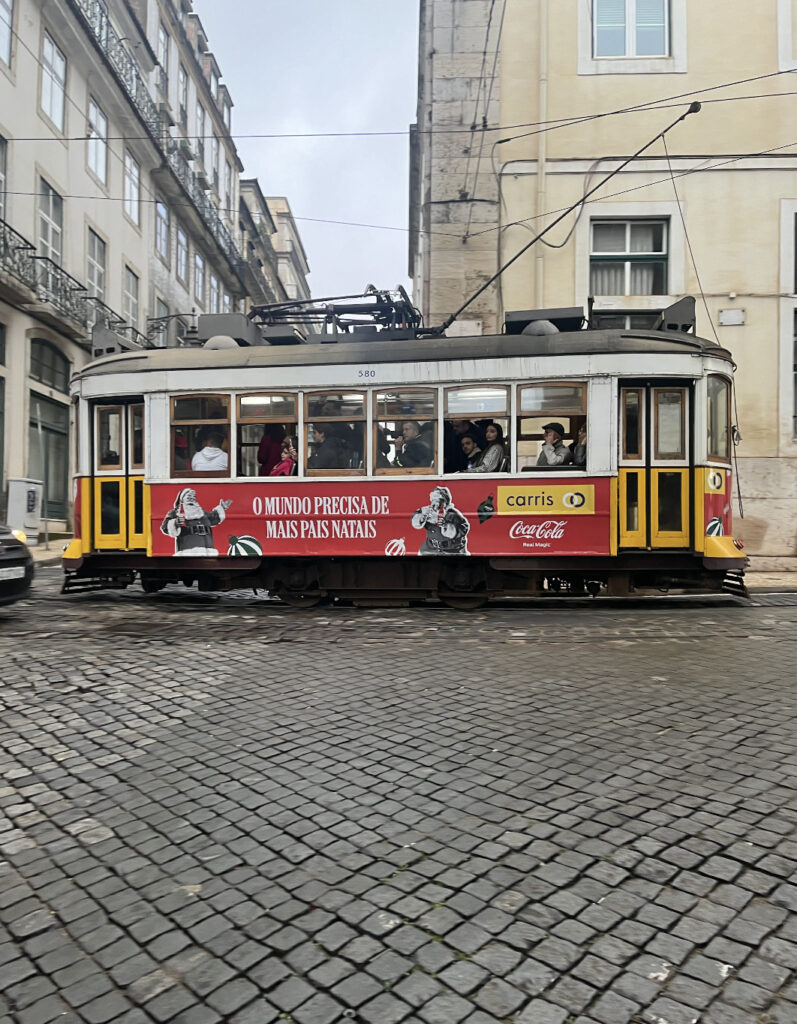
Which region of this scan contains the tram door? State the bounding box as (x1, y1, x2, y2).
(92, 402, 148, 550)
(618, 383, 691, 549)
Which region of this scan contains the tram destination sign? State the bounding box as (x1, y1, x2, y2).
(150, 479, 611, 559)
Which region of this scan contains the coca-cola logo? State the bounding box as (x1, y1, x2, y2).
(509, 520, 566, 540)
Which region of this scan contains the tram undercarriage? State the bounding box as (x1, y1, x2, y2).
(62, 553, 748, 607)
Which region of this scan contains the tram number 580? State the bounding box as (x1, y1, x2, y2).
(358, 369, 376, 378)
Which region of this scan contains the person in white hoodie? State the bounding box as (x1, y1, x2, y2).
(191, 429, 228, 471)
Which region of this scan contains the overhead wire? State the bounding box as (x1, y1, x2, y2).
(463, 0, 507, 242)
(460, 0, 499, 200)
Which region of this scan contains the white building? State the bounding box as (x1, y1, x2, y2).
(0, 0, 310, 531)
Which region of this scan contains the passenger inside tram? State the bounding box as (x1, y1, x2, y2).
(191, 428, 229, 471)
(570, 422, 587, 466)
(466, 422, 509, 473)
(536, 422, 573, 467)
(307, 423, 352, 470)
(394, 420, 433, 469)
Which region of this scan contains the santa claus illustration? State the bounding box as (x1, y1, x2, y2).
(160, 488, 232, 556)
(411, 486, 470, 556)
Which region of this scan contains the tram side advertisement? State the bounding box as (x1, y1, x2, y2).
(150, 479, 611, 559)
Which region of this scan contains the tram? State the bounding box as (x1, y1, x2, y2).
(62, 289, 747, 606)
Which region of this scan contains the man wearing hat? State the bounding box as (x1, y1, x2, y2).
(537, 422, 574, 467)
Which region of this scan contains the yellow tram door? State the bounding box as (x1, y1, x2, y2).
(92, 402, 149, 550)
(618, 384, 691, 550)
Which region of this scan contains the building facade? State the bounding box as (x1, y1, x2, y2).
(410, 0, 797, 564)
(0, 0, 309, 530)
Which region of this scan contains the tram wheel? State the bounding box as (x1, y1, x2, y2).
(140, 577, 167, 594)
(274, 590, 324, 609)
(438, 591, 488, 611)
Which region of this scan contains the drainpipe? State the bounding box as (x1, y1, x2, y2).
(535, 0, 548, 306)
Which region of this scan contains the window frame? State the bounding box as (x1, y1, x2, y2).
(237, 393, 298, 478)
(590, 218, 669, 297)
(155, 199, 170, 263)
(652, 386, 688, 463)
(170, 393, 231, 478)
(96, 404, 124, 471)
(593, 0, 669, 59)
(579, 0, 686, 75)
(196, 102, 205, 164)
(87, 97, 108, 184)
(86, 228, 106, 302)
(176, 222, 188, 284)
(304, 391, 366, 476)
(706, 374, 732, 464)
(123, 150, 140, 225)
(0, 134, 8, 222)
(0, 0, 12, 68)
(516, 381, 588, 472)
(30, 338, 69, 392)
(129, 403, 145, 471)
(193, 251, 205, 305)
(41, 29, 66, 131)
(373, 389, 438, 476)
(37, 177, 62, 264)
(123, 265, 139, 329)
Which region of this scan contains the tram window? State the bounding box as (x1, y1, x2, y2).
(707, 376, 730, 462)
(129, 404, 144, 470)
(374, 390, 436, 474)
(97, 406, 123, 470)
(444, 386, 508, 473)
(170, 394, 230, 476)
(517, 382, 586, 471)
(237, 394, 297, 477)
(654, 389, 686, 460)
(622, 390, 643, 460)
(305, 392, 365, 474)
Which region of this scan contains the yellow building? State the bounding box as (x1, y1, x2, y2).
(410, 0, 797, 566)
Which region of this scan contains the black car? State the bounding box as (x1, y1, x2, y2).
(0, 523, 34, 605)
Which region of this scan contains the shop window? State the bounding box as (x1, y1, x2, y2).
(170, 394, 230, 476)
(237, 394, 297, 477)
(374, 390, 436, 474)
(517, 382, 587, 471)
(305, 392, 365, 475)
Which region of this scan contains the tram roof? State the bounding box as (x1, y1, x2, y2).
(74, 327, 733, 381)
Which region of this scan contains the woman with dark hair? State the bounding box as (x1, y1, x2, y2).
(467, 422, 508, 473)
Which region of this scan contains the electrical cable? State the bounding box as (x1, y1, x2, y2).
(461, 0, 499, 201)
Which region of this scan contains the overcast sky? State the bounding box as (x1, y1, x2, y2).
(198, 1, 419, 299)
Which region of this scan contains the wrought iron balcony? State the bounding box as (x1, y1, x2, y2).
(0, 219, 36, 293)
(30, 256, 89, 328)
(70, 0, 244, 278)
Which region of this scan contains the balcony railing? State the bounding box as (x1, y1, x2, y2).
(0, 219, 36, 291)
(31, 256, 89, 327)
(70, 0, 244, 278)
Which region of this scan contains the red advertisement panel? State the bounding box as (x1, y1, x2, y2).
(150, 478, 612, 559)
(703, 468, 733, 538)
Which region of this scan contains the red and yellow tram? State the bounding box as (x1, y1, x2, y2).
(62, 293, 747, 605)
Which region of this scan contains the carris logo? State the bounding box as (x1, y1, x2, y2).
(509, 519, 566, 540)
(563, 491, 586, 508)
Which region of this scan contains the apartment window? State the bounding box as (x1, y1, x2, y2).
(222, 100, 231, 131)
(211, 136, 219, 192)
(196, 102, 205, 163)
(194, 252, 205, 305)
(157, 22, 169, 93)
(124, 150, 140, 224)
(87, 229, 106, 301)
(1, 0, 12, 67)
(41, 31, 66, 131)
(178, 64, 188, 127)
(209, 273, 219, 314)
(87, 98, 108, 184)
(155, 200, 169, 262)
(224, 159, 232, 216)
(30, 339, 69, 391)
(123, 266, 139, 328)
(153, 296, 169, 347)
(0, 134, 6, 221)
(590, 219, 668, 295)
(176, 223, 188, 283)
(210, 69, 218, 100)
(222, 291, 231, 313)
(593, 0, 668, 57)
(38, 178, 62, 264)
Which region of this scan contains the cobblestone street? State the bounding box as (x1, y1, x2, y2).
(2, 569, 797, 1024)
